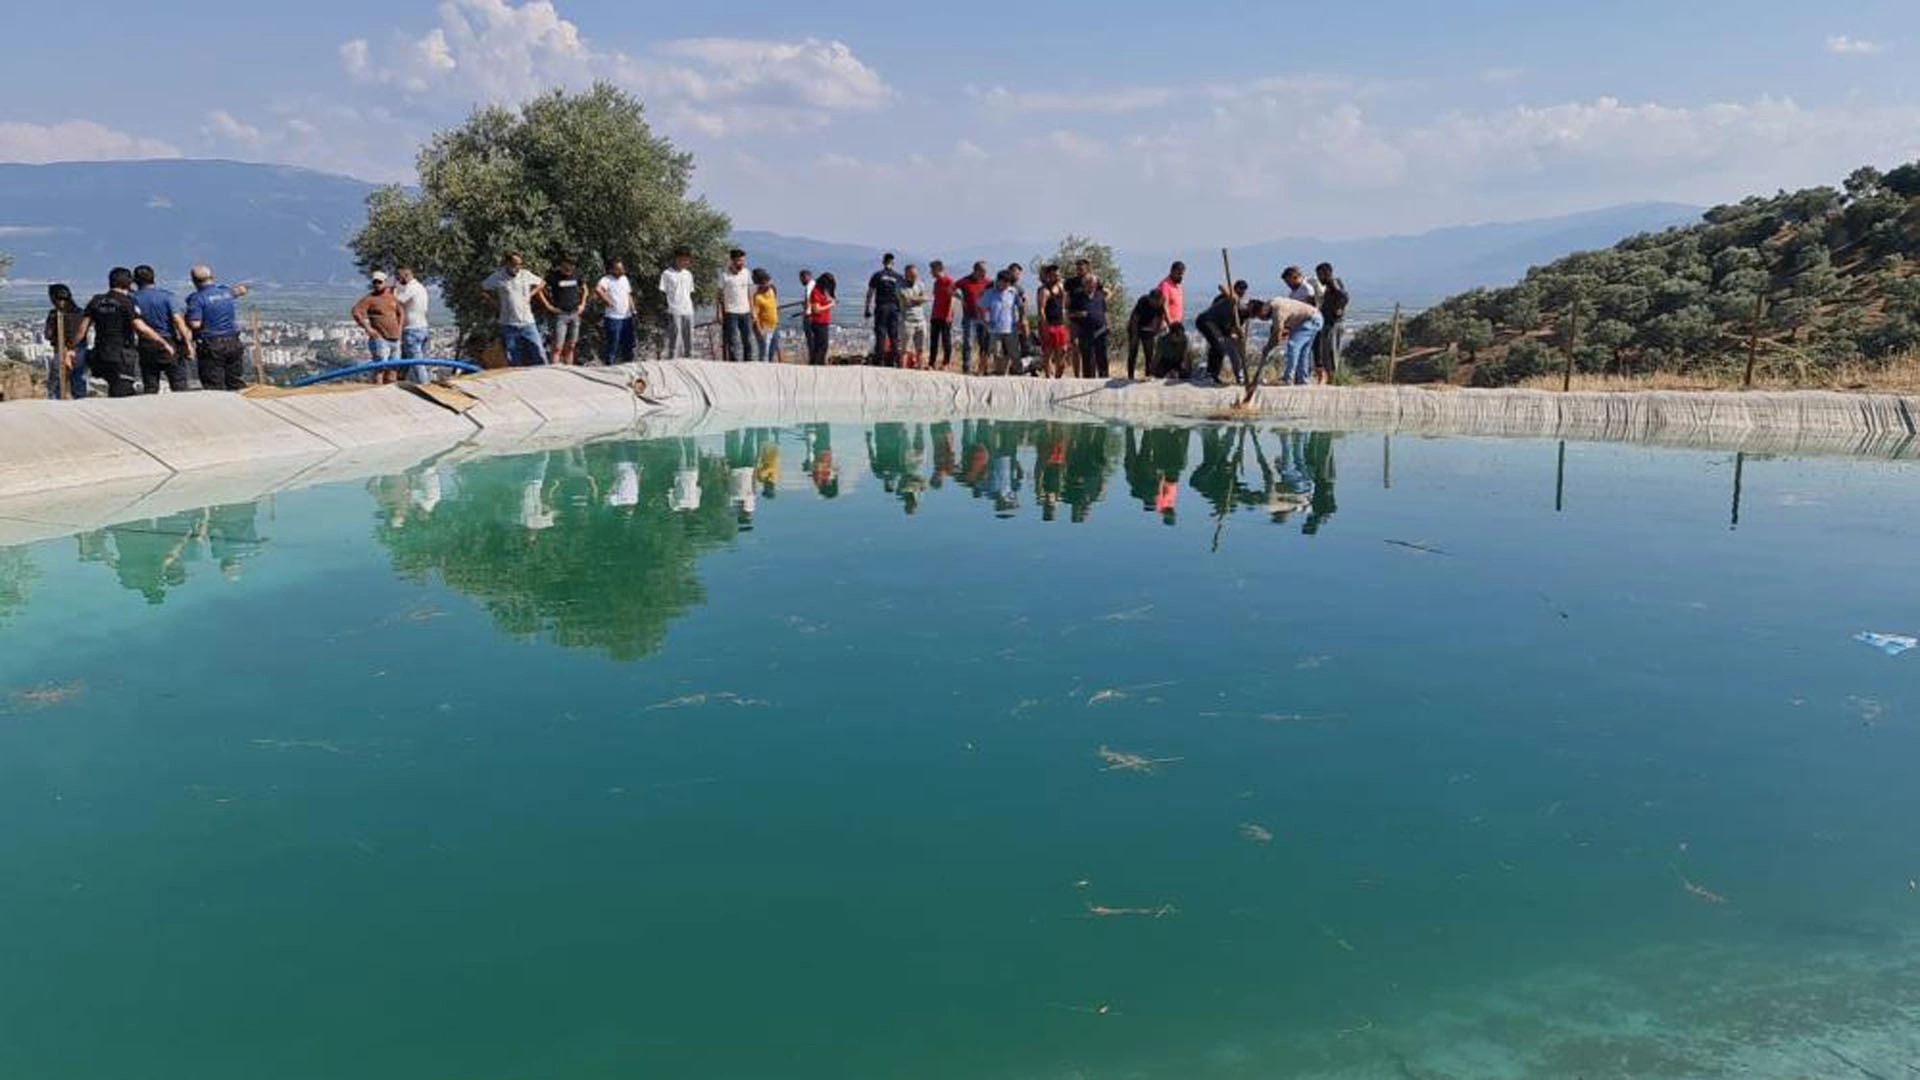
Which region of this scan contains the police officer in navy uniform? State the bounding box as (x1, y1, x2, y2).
(186, 264, 250, 391)
(132, 264, 195, 393)
(67, 267, 171, 398)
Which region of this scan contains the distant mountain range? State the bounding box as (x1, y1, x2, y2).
(0, 159, 1699, 314)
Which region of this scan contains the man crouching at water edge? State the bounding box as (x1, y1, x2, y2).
(482, 252, 549, 367)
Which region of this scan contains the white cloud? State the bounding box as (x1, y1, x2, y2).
(1826, 35, 1888, 55)
(339, 0, 892, 135)
(203, 110, 265, 148)
(0, 120, 180, 164)
(972, 85, 1174, 114)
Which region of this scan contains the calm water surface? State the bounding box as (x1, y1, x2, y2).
(1, 421, 1917, 1079)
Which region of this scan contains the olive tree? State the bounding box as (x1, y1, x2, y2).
(351, 83, 731, 353)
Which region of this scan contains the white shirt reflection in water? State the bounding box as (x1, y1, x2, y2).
(608, 462, 640, 508)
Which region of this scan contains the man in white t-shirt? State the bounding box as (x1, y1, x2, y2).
(480, 251, 549, 366)
(716, 247, 754, 362)
(393, 266, 433, 384)
(658, 249, 696, 360)
(596, 259, 636, 365)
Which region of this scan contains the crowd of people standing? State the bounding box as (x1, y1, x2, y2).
(463, 246, 1353, 387)
(41, 265, 251, 399)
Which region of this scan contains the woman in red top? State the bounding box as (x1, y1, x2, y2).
(805, 273, 837, 366)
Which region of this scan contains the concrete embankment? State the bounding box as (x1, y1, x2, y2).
(0, 361, 1913, 545)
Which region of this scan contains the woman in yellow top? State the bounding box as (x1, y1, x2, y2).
(751, 268, 782, 363)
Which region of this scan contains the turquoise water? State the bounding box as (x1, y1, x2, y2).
(1, 421, 1917, 1079)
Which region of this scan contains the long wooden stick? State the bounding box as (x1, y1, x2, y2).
(54, 307, 69, 401)
(1220, 248, 1245, 388)
(250, 310, 264, 388)
(1386, 303, 1403, 386)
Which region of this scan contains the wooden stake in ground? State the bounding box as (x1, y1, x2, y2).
(1743, 293, 1766, 389)
(54, 305, 69, 401)
(1559, 291, 1582, 392)
(1386, 303, 1403, 386)
(1221, 247, 1244, 386)
(249, 310, 264, 388)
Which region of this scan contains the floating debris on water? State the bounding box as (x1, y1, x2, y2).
(1097, 604, 1155, 623)
(1320, 926, 1357, 952)
(250, 739, 344, 754)
(1086, 681, 1174, 707)
(10, 680, 85, 709)
(1240, 822, 1274, 844)
(1385, 539, 1452, 557)
(646, 692, 771, 711)
(1086, 903, 1178, 919)
(1097, 746, 1184, 774)
(1048, 1001, 1116, 1016)
(1674, 865, 1729, 905)
(1294, 655, 1330, 670)
(1853, 631, 1916, 657)
(381, 606, 445, 626)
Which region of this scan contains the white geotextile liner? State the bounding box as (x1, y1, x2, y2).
(77, 392, 336, 473)
(252, 386, 476, 448)
(629, 361, 1917, 457)
(0, 401, 171, 496)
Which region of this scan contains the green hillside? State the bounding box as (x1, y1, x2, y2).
(1345, 162, 1920, 386)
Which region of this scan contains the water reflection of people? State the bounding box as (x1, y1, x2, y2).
(802, 424, 839, 498)
(1125, 427, 1188, 525)
(670, 440, 703, 512)
(523, 454, 558, 537)
(1035, 424, 1068, 521)
(206, 501, 263, 582)
(108, 511, 203, 604)
(1063, 425, 1109, 523)
(608, 460, 641, 512)
(1303, 431, 1338, 534)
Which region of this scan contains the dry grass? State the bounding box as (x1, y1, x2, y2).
(1509, 351, 1920, 394)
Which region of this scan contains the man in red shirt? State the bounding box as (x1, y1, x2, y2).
(929, 259, 957, 371)
(951, 261, 993, 375)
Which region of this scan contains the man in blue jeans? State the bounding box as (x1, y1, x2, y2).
(1266, 295, 1324, 386)
(394, 266, 434, 383)
(595, 260, 636, 364)
(481, 252, 549, 366)
(952, 262, 993, 375)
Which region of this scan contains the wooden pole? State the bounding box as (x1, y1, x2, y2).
(1730, 451, 1746, 530)
(1386, 303, 1403, 386)
(1220, 248, 1245, 388)
(54, 308, 69, 401)
(249, 310, 264, 388)
(1560, 292, 1581, 392)
(1554, 440, 1567, 513)
(1742, 293, 1765, 390)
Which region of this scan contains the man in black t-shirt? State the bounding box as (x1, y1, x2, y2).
(69, 267, 171, 398)
(541, 255, 588, 365)
(865, 253, 904, 366)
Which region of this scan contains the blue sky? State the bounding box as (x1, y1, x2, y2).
(6, 0, 1919, 248)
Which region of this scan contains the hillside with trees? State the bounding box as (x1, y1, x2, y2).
(1344, 162, 1920, 387)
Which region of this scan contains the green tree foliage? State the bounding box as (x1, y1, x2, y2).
(1344, 157, 1920, 384)
(351, 84, 730, 352)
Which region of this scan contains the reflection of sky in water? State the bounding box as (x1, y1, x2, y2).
(0, 423, 1918, 1080)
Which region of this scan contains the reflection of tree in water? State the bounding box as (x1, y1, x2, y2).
(373, 442, 742, 662)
